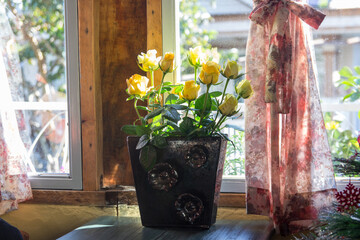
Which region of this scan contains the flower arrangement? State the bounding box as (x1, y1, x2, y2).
(122, 47, 253, 170)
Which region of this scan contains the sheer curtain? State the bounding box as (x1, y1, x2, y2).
(244, 0, 336, 235)
(0, 3, 32, 215)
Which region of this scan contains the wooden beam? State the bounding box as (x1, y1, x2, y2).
(219, 193, 246, 208)
(29, 189, 246, 208)
(29, 190, 106, 206)
(147, 0, 163, 87)
(100, 0, 148, 187)
(78, 0, 103, 191)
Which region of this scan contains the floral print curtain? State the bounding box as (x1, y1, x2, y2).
(245, 0, 337, 234)
(0, 3, 32, 215)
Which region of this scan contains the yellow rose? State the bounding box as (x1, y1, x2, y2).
(182, 80, 200, 101)
(199, 61, 221, 85)
(160, 52, 174, 72)
(219, 94, 238, 116)
(224, 60, 240, 79)
(137, 49, 161, 72)
(236, 79, 253, 99)
(189, 46, 205, 66)
(126, 74, 149, 97)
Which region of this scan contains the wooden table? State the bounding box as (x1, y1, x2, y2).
(58, 216, 274, 240)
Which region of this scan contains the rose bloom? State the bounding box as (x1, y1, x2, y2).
(199, 61, 221, 85)
(137, 49, 161, 72)
(160, 52, 175, 72)
(224, 60, 240, 79)
(219, 94, 238, 116)
(236, 79, 253, 99)
(182, 80, 200, 101)
(189, 46, 206, 66)
(126, 74, 149, 97)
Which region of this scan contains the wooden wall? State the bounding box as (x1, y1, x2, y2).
(100, 0, 162, 187)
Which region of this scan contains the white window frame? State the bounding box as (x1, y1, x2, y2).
(163, 0, 360, 193)
(24, 0, 82, 190)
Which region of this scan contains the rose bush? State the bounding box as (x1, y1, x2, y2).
(122, 46, 253, 170)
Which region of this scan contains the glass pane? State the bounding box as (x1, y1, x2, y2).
(179, 0, 360, 177)
(3, 0, 67, 174)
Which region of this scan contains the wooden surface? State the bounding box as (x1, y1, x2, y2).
(29, 189, 246, 207)
(78, 0, 103, 191)
(28, 190, 106, 206)
(146, 0, 163, 86)
(59, 216, 273, 240)
(100, 0, 148, 187)
(219, 193, 246, 208)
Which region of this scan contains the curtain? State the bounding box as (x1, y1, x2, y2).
(0, 3, 32, 215)
(245, 0, 337, 235)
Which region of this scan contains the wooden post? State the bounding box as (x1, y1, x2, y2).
(78, 0, 103, 191)
(147, 0, 163, 87)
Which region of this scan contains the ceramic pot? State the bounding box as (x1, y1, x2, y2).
(127, 136, 227, 228)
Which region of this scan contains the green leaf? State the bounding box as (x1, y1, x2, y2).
(126, 95, 135, 101)
(165, 94, 179, 104)
(151, 135, 168, 149)
(167, 121, 180, 131)
(163, 108, 181, 122)
(135, 125, 151, 136)
(136, 106, 150, 111)
(151, 125, 167, 132)
(343, 92, 354, 101)
(210, 91, 222, 98)
(136, 135, 149, 150)
(349, 92, 360, 102)
(148, 104, 161, 108)
(340, 80, 356, 87)
(195, 93, 212, 115)
(121, 125, 137, 135)
(179, 117, 194, 134)
(358, 110, 360, 119)
(354, 66, 360, 75)
(174, 85, 184, 93)
(166, 104, 188, 110)
(139, 145, 157, 171)
(144, 108, 163, 120)
(339, 66, 353, 78)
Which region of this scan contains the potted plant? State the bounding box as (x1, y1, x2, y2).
(122, 47, 253, 228)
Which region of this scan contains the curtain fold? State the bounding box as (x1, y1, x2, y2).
(0, 3, 32, 215)
(245, 0, 336, 235)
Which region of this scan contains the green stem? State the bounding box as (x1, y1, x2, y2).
(199, 84, 211, 126)
(194, 67, 198, 82)
(185, 100, 191, 118)
(211, 115, 226, 135)
(134, 98, 142, 124)
(158, 72, 167, 106)
(150, 70, 154, 87)
(214, 77, 230, 122)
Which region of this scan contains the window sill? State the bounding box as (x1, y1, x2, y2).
(29, 188, 246, 207)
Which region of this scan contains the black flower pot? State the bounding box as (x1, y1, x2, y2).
(127, 136, 227, 229)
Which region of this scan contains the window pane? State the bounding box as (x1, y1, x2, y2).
(5, 0, 67, 174)
(179, 0, 360, 178)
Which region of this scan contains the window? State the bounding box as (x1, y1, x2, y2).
(3, 0, 81, 189)
(163, 0, 360, 192)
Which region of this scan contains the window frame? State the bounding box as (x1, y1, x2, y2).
(28, 0, 82, 190)
(163, 0, 360, 193)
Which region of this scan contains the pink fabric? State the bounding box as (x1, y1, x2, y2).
(245, 0, 336, 235)
(0, 4, 32, 215)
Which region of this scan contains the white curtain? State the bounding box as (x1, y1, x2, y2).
(0, 3, 32, 215)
